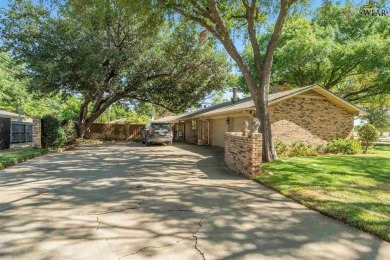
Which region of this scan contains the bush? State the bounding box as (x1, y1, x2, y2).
(316, 144, 327, 155)
(275, 140, 287, 156)
(358, 124, 380, 154)
(61, 120, 77, 144)
(288, 142, 318, 157)
(41, 115, 66, 148)
(325, 139, 362, 155)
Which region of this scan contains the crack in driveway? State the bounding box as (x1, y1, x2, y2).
(193, 214, 209, 260)
(119, 239, 183, 259)
(94, 192, 212, 260)
(94, 183, 147, 259)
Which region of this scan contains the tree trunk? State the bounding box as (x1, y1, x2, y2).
(256, 90, 278, 162)
(76, 120, 86, 139)
(258, 63, 278, 162)
(250, 83, 278, 162)
(75, 95, 122, 138)
(76, 99, 90, 138)
(242, 80, 278, 162)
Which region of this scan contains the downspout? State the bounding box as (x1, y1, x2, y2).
(202, 119, 205, 144)
(18, 105, 22, 122)
(207, 120, 210, 145)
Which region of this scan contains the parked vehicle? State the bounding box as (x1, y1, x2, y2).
(141, 122, 173, 146)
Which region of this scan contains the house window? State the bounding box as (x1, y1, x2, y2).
(191, 120, 196, 131)
(11, 122, 33, 143)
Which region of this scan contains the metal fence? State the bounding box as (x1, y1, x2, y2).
(11, 122, 33, 143)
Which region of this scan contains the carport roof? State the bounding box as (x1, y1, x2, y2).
(0, 109, 26, 119)
(152, 115, 183, 123)
(154, 85, 367, 122)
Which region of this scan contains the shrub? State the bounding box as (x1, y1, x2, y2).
(41, 115, 66, 148)
(275, 140, 287, 156)
(288, 142, 318, 157)
(358, 124, 380, 154)
(316, 144, 327, 155)
(325, 139, 362, 155)
(61, 120, 77, 144)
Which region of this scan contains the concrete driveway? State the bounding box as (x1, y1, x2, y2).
(0, 143, 388, 260)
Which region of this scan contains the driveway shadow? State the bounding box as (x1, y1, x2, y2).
(0, 142, 388, 259)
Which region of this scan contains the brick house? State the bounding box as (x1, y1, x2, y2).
(154, 85, 366, 147)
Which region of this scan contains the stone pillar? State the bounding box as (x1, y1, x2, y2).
(32, 117, 42, 148)
(224, 132, 262, 178)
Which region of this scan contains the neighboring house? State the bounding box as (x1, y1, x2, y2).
(0, 108, 35, 149)
(154, 85, 366, 147)
(380, 132, 389, 138)
(0, 108, 31, 122)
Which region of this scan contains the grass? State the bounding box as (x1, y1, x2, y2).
(373, 145, 390, 152)
(255, 146, 390, 241)
(0, 147, 50, 169)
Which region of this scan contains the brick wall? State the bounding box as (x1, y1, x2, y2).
(224, 132, 262, 178)
(270, 95, 354, 145)
(32, 117, 42, 148)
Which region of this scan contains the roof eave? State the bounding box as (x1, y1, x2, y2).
(170, 84, 368, 120)
(309, 86, 368, 117)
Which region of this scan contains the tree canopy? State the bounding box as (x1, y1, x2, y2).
(159, 0, 303, 161)
(1, 0, 231, 137)
(0, 52, 29, 111)
(362, 95, 390, 133)
(242, 3, 390, 102)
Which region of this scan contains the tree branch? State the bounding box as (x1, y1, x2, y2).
(325, 61, 362, 89)
(243, 0, 262, 76)
(263, 0, 291, 74)
(206, 0, 256, 93)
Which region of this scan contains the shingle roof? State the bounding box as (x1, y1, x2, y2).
(181, 85, 315, 119)
(153, 85, 366, 122)
(153, 115, 183, 123)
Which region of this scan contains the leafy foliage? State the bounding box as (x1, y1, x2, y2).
(276, 139, 362, 157)
(288, 142, 318, 157)
(0, 52, 29, 111)
(0, 147, 50, 170)
(358, 124, 380, 153)
(41, 115, 66, 148)
(275, 140, 288, 156)
(325, 139, 362, 155)
(1, 0, 231, 137)
(362, 95, 390, 133)
(61, 119, 77, 144)
(159, 0, 303, 161)
(242, 3, 390, 102)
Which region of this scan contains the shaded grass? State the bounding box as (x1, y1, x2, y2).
(255, 146, 390, 241)
(0, 147, 50, 169)
(373, 145, 390, 152)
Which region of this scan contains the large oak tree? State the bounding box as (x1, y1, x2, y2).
(0, 0, 230, 137)
(159, 0, 301, 161)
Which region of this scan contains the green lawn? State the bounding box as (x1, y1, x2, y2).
(0, 147, 50, 169)
(255, 146, 390, 241)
